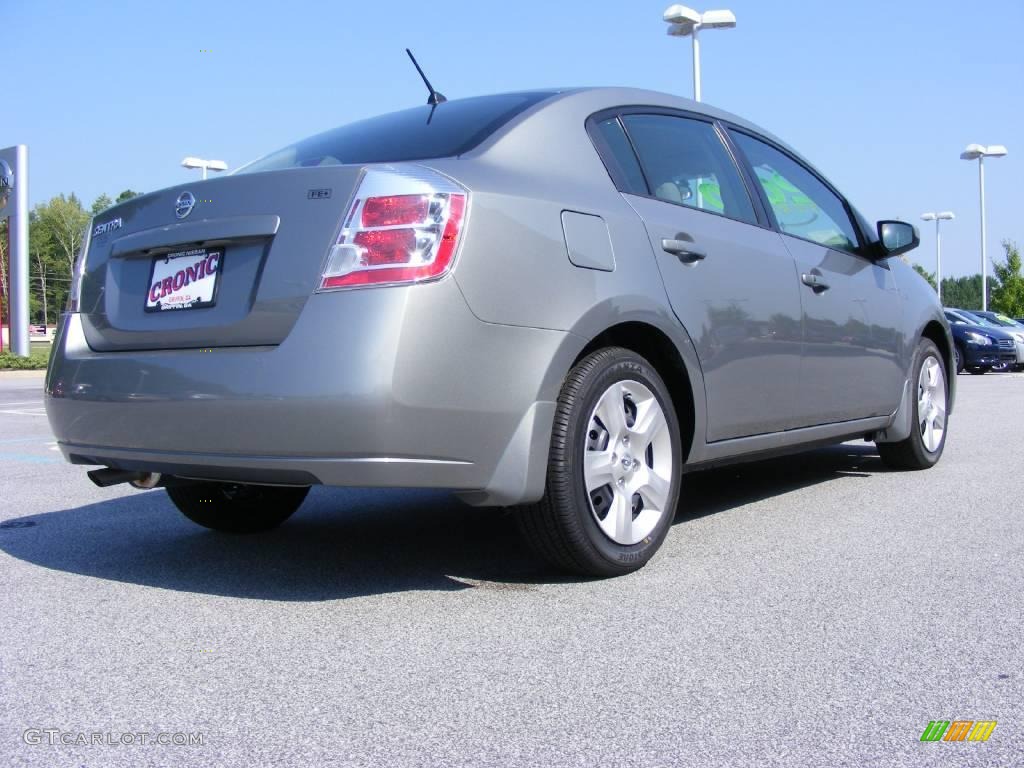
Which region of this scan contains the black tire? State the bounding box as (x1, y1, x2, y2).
(876, 338, 949, 470)
(953, 343, 965, 374)
(167, 481, 309, 533)
(516, 347, 682, 577)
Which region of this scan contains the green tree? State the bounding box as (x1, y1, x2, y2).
(115, 189, 141, 204)
(91, 194, 113, 215)
(940, 274, 983, 309)
(30, 196, 89, 322)
(990, 240, 1024, 316)
(35, 194, 89, 273)
(912, 263, 937, 291)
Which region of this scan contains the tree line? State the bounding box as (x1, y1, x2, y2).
(0, 190, 140, 326)
(911, 240, 1024, 315)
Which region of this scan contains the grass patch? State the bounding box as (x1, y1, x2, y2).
(0, 346, 51, 370)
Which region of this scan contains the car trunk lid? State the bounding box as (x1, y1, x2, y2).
(79, 165, 362, 351)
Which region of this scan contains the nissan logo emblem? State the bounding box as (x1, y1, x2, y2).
(175, 191, 196, 219)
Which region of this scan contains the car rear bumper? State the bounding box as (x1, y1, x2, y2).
(45, 278, 574, 505)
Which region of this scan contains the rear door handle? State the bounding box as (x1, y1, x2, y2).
(661, 238, 706, 264)
(801, 273, 830, 292)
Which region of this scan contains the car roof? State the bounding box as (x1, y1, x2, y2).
(538, 87, 796, 146)
(483, 86, 822, 181)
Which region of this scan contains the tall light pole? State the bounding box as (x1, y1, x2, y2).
(663, 5, 736, 102)
(181, 156, 228, 181)
(920, 212, 954, 304)
(960, 143, 1007, 311)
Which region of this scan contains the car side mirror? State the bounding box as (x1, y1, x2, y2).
(877, 220, 919, 257)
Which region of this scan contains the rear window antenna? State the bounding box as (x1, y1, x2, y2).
(406, 49, 447, 106)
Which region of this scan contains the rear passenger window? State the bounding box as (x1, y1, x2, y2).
(591, 118, 648, 195)
(730, 131, 861, 253)
(621, 114, 757, 226)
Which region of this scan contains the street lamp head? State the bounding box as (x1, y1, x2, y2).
(663, 5, 736, 30)
(700, 9, 737, 28)
(667, 21, 698, 36)
(663, 4, 702, 24)
(961, 143, 1008, 160)
(960, 144, 984, 160)
(937, 211, 955, 220)
(920, 213, 936, 221)
(181, 156, 229, 173)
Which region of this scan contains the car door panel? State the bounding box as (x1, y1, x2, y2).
(606, 113, 805, 442)
(728, 129, 904, 427)
(782, 236, 903, 424)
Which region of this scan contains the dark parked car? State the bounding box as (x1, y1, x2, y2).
(966, 310, 1024, 370)
(943, 309, 1017, 374)
(47, 87, 955, 576)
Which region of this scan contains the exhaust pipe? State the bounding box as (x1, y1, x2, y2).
(130, 472, 162, 489)
(87, 468, 163, 489)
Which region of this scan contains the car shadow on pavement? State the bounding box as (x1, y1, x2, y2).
(0, 443, 886, 600)
(675, 441, 885, 523)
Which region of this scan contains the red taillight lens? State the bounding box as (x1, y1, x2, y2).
(360, 195, 429, 227)
(319, 167, 468, 291)
(435, 194, 466, 265)
(353, 229, 418, 265)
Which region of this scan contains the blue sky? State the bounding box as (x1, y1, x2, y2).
(6, 0, 1022, 277)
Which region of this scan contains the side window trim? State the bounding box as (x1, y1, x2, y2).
(711, 120, 772, 229)
(586, 106, 772, 229)
(586, 110, 651, 195)
(724, 124, 868, 255)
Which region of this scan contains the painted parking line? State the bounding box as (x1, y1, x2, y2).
(0, 401, 44, 406)
(0, 409, 46, 416)
(0, 437, 52, 445)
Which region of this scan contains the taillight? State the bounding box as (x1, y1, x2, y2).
(318, 166, 467, 291)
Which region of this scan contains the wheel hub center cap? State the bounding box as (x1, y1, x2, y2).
(621, 455, 635, 471)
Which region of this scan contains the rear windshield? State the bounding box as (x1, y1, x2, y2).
(235, 92, 555, 174)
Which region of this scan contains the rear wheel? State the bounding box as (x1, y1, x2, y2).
(517, 347, 682, 577)
(877, 338, 948, 470)
(167, 481, 309, 533)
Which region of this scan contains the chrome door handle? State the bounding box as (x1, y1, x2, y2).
(661, 239, 706, 263)
(801, 273, 830, 292)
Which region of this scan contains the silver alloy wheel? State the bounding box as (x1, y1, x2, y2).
(583, 380, 674, 545)
(917, 355, 947, 453)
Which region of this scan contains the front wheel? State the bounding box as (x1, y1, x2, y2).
(516, 347, 682, 577)
(167, 481, 309, 533)
(876, 338, 948, 470)
(953, 344, 964, 374)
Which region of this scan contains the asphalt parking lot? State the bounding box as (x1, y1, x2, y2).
(1, 369, 1021, 768)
